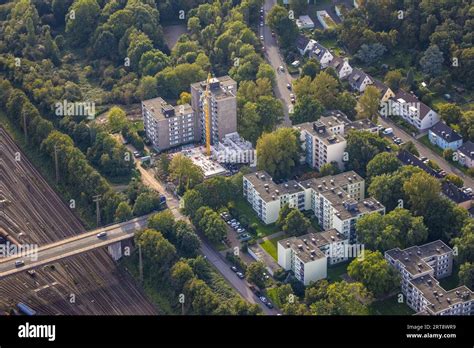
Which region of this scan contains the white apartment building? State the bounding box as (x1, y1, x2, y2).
(243, 170, 385, 243)
(211, 132, 256, 166)
(386, 241, 473, 315)
(295, 112, 378, 171)
(278, 229, 348, 285)
(243, 171, 305, 224)
(384, 90, 440, 131)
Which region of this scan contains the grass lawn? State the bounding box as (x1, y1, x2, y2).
(260, 235, 286, 260)
(232, 198, 280, 238)
(369, 294, 415, 315)
(327, 261, 350, 282)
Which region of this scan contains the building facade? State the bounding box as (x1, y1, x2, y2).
(142, 97, 196, 152)
(457, 141, 474, 168)
(191, 76, 237, 146)
(386, 241, 473, 315)
(278, 229, 348, 285)
(428, 122, 463, 150)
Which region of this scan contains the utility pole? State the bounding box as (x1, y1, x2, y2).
(93, 195, 101, 227)
(138, 243, 143, 283)
(53, 144, 59, 184)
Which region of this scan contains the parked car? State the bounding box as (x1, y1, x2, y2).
(271, 31, 275, 37)
(236, 272, 245, 279)
(96, 231, 107, 238)
(259, 296, 268, 304)
(237, 228, 246, 234)
(239, 233, 251, 242)
(419, 156, 428, 162)
(260, 35, 264, 41)
(290, 93, 296, 103)
(265, 301, 274, 309)
(15, 260, 25, 267)
(286, 83, 292, 90)
(278, 65, 284, 72)
(231, 266, 238, 273)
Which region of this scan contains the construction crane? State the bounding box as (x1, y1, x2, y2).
(203, 73, 212, 156)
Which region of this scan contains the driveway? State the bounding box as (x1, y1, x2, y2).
(378, 117, 474, 188)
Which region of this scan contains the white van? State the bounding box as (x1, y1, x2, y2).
(382, 128, 393, 135)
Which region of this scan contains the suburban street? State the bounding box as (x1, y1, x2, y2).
(262, 0, 294, 126)
(135, 161, 278, 315)
(378, 116, 474, 188)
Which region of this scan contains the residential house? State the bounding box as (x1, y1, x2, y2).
(347, 68, 373, 92)
(457, 141, 474, 169)
(429, 122, 463, 150)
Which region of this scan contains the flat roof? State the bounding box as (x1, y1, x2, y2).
(295, 121, 346, 145)
(142, 97, 193, 121)
(244, 171, 304, 203)
(299, 171, 364, 192)
(191, 75, 237, 100)
(180, 147, 228, 178)
(278, 228, 346, 263)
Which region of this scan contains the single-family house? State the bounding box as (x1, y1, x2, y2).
(428, 122, 463, 151)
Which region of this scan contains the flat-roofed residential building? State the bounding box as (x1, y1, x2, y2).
(296, 15, 315, 30)
(243, 171, 305, 224)
(278, 229, 348, 285)
(191, 76, 237, 145)
(385, 241, 473, 315)
(243, 170, 384, 243)
(211, 132, 256, 165)
(142, 97, 196, 152)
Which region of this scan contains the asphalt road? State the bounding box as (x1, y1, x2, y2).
(136, 161, 279, 315)
(0, 217, 148, 279)
(378, 116, 474, 189)
(262, 0, 294, 127)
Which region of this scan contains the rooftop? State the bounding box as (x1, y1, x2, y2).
(180, 147, 228, 178)
(244, 171, 304, 203)
(393, 90, 433, 119)
(295, 121, 346, 146)
(410, 275, 473, 314)
(299, 171, 364, 192)
(191, 75, 237, 100)
(142, 97, 193, 121)
(457, 141, 474, 160)
(430, 122, 463, 143)
(278, 229, 346, 263)
(348, 68, 372, 89)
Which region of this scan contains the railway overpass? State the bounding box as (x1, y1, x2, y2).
(0, 216, 149, 279)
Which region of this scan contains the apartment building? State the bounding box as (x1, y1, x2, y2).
(428, 122, 463, 150)
(191, 76, 237, 146)
(142, 97, 196, 152)
(295, 112, 378, 170)
(386, 241, 473, 315)
(243, 170, 385, 243)
(457, 141, 474, 168)
(386, 90, 440, 131)
(300, 172, 384, 242)
(278, 229, 348, 285)
(243, 171, 305, 224)
(211, 132, 256, 165)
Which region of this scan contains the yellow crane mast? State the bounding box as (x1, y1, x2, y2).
(203, 72, 212, 156)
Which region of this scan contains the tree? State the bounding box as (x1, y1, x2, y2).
(246, 261, 267, 288)
(132, 192, 162, 216)
(289, 0, 308, 16)
(137, 76, 158, 100)
(356, 85, 380, 123)
(169, 154, 204, 194)
(420, 44, 444, 77)
(65, 0, 100, 47)
(114, 202, 133, 222)
(182, 189, 204, 217)
(452, 221, 474, 264)
(136, 229, 177, 280)
(459, 262, 474, 289)
(108, 107, 127, 133)
(266, 5, 298, 48)
(403, 172, 441, 216)
(308, 281, 372, 315)
(301, 59, 321, 79)
(356, 208, 428, 251)
(171, 260, 195, 291)
(238, 102, 261, 144)
(198, 208, 227, 243)
(345, 130, 389, 177)
(347, 250, 399, 297)
(336, 92, 357, 119)
(256, 63, 276, 86)
(177, 92, 191, 105)
(175, 221, 200, 258)
(276, 204, 293, 229)
(255, 96, 284, 132)
(256, 128, 301, 180)
(127, 30, 154, 72)
(148, 210, 176, 240)
(291, 95, 324, 124)
(366, 152, 401, 179)
(445, 174, 463, 188)
(139, 49, 170, 77)
(400, 141, 419, 156)
(319, 162, 340, 177)
(355, 43, 387, 65)
(384, 70, 403, 91)
(312, 72, 339, 109)
(282, 210, 310, 237)
(438, 104, 462, 126)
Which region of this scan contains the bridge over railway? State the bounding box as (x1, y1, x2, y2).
(0, 216, 149, 279)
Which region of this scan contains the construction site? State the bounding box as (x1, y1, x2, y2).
(0, 127, 156, 315)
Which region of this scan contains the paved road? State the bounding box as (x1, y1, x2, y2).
(0, 217, 149, 279)
(378, 117, 474, 189)
(262, 0, 294, 126)
(136, 162, 279, 315)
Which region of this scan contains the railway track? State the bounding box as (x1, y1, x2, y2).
(0, 127, 157, 315)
